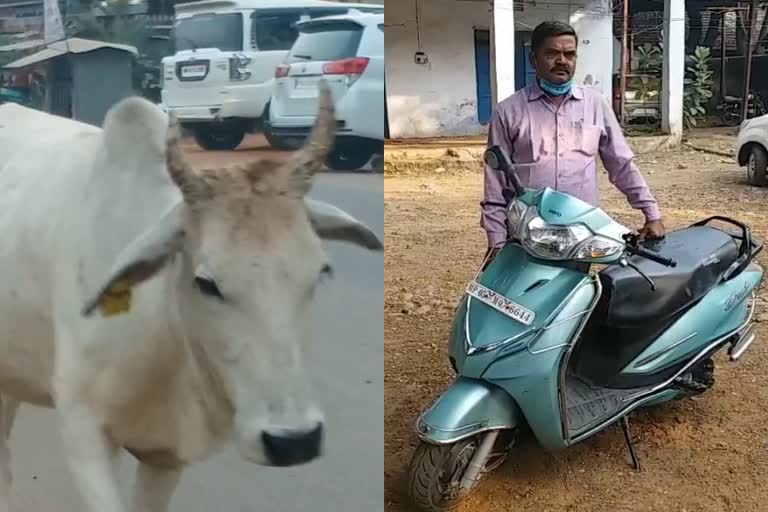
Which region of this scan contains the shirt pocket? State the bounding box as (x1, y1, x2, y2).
(574, 124, 602, 157)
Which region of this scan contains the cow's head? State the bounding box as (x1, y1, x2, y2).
(83, 82, 382, 467)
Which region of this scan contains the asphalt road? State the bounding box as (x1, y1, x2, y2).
(7, 164, 384, 511)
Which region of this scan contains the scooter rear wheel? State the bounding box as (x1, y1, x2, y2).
(407, 432, 513, 511)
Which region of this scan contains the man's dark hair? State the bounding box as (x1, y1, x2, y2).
(531, 21, 578, 52)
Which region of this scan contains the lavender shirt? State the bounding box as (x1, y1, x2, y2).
(481, 81, 661, 248)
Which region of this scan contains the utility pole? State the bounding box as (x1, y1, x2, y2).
(742, 0, 759, 123)
(619, 0, 630, 125)
(721, 11, 727, 99)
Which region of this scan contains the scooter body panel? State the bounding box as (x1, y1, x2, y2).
(444, 244, 597, 450)
(622, 263, 763, 376)
(452, 243, 589, 373)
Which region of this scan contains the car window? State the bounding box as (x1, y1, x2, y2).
(251, 8, 349, 51)
(287, 21, 364, 63)
(173, 13, 243, 52)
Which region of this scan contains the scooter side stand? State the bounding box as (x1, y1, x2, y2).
(620, 415, 642, 471)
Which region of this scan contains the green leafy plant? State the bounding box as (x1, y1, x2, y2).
(637, 43, 662, 74)
(683, 46, 714, 128)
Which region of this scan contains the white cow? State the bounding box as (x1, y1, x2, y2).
(0, 84, 382, 512)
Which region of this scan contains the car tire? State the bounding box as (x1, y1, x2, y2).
(261, 103, 303, 150)
(721, 109, 741, 127)
(193, 124, 245, 151)
(747, 144, 768, 187)
(264, 128, 304, 151)
(326, 147, 374, 171)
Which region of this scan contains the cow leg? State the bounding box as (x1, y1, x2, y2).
(0, 396, 18, 512)
(57, 403, 126, 512)
(130, 463, 182, 512)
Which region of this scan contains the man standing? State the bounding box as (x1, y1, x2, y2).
(481, 21, 665, 265)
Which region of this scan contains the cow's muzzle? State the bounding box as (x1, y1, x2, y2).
(260, 422, 324, 466)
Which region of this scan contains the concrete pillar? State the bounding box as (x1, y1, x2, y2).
(662, 0, 685, 141)
(491, 0, 515, 105)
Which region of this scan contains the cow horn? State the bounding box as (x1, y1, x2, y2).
(165, 113, 212, 203)
(286, 80, 336, 195)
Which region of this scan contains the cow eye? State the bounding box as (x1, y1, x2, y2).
(195, 276, 223, 299)
(320, 264, 333, 279)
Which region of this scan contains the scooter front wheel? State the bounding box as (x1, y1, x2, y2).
(407, 431, 513, 511)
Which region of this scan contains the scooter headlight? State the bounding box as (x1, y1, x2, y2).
(522, 216, 592, 259)
(507, 201, 624, 260)
(572, 235, 624, 259)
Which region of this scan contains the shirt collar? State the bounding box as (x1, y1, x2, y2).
(527, 79, 583, 102)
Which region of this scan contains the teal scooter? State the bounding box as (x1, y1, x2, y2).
(408, 146, 764, 511)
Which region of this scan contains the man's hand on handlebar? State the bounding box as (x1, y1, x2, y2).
(638, 219, 665, 241)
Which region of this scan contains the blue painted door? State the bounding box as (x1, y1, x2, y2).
(474, 30, 492, 125)
(515, 31, 536, 90)
(523, 42, 536, 87)
(475, 30, 536, 123)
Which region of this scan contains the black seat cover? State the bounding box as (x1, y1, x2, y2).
(599, 226, 739, 327)
(571, 226, 739, 389)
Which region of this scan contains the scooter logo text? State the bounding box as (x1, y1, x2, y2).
(724, 281, 751, 312)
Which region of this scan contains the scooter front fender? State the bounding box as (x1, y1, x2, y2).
(415, 377, 522, 445)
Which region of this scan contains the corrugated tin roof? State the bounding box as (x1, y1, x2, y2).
(4, 37, 137, 69)
(0, 39, 43, 52)
(175, 0, 376, 12)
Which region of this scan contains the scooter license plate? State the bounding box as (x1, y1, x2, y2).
(466, 281, 535, 326)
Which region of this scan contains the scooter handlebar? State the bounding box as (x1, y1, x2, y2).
(622, 233, 678, 267)
(629, 246, 678, 267)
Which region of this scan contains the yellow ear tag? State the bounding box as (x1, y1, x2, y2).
(99, 280, 133, 317)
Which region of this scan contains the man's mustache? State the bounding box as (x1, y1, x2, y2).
(551, 67, 571, 75)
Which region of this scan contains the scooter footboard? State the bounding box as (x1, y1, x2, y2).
(415, 377, 522, 445)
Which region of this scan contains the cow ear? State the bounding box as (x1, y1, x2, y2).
(82, 203, 187, 317)
(305, 199, 383, 250)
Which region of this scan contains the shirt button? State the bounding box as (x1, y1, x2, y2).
(559, 152, 565, 157)
(559, 133, 564, 138)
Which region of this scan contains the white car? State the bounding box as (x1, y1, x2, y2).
(736, 114, 768, 187)
(160, 0, 382, 151)
(267, 12, 383, 170)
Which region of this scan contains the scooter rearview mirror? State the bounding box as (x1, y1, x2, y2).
(484, 146, 525, 197)
(484, 146, 511, 171)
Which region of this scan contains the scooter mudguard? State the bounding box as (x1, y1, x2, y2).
(415, 377, 522, 445)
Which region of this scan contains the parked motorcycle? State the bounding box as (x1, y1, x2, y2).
(407, 146, 764, 511)
(717, 90, 767, 126)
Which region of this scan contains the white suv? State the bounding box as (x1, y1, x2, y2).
(267, 12, 383, 170)
(160, 0, 382, 151)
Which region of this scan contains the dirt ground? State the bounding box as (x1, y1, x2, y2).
(384, 132, 768, 512)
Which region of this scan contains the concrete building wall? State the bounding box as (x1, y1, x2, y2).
(385, 0, 614, 138)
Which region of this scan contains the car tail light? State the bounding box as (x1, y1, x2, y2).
(322, 57, 369, 76)
(275, 64, 290, 78)
(229, 53, 252, 81)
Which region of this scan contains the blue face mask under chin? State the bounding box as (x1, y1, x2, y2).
(539, 78, 573, 96)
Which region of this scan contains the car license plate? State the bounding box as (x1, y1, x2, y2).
(295, 77, 318, 89)
(466, 281, 535, 326)
(181, 65, 206, 78)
